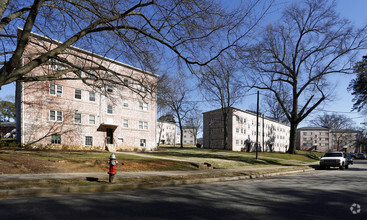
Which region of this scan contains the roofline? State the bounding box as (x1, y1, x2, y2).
(203, 107, 290, 127)
(20, 28, 159, 78)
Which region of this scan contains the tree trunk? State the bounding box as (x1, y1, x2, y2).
(222, 109, 228, 150)
(287, 122, 298, 154)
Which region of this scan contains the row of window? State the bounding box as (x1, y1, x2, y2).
(50, 84, 149, 111)
(49, 110, 149, 129)
(51, 134, 147, 147)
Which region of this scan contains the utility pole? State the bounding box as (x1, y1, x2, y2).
(256, 91, 259, 160)
(262, 114, 265, 152)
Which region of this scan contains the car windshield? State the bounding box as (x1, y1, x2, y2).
(323, 153, 342, 157)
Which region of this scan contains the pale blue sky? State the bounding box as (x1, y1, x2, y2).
(1, 0, 367, 127)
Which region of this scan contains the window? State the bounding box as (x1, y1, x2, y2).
(74, 113, 81, 123)
(89, 92, 95, 102)
(236, 128, 239, 133)
(139, 102, 148, 111)
(107, 84, 113, 93)
(49, 58, 63, 70)
(49, 84, 62, 96)
(107, 105, 113, 114)
(140, 139, 146, 147)
(85, 136, 93, 146)
(89, 70, 98, 79)
(50, 110, 63, 122)
(139, 121, 148, 130)
(89, 115, 95, 124)
(51, 134, 61, 144)
(123, 99, 128, 107)
(75, 89, 82, 99)
(139, 85, 147, 92)
(123, 119, 129, 128)
(123, 79, 129, 86)
(75, 70, 82, 78)
(236, 140, 239, 145)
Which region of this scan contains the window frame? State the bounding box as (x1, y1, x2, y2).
(89, 92, 95, 102)
(107, 105, 113, 114)
(85, 136, 93, 146)
(89, 115, 95, 125)
(75, 89, 82, 100)
(74, 113, 82, 124)
(51, 134, 61, 144)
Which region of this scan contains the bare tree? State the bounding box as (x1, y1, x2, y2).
(0, 0, 271, 90)
(198, 55, 245, 150)
(185, 108, 202, 146)
(157, 73, 192, 148)
(263, 92, 289, 124)
(242, 0, 367, 154)
(309, 113, 355, 129)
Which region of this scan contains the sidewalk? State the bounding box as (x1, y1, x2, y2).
(0, 164, 317, 198)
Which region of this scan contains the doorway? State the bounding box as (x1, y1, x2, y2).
(106, 128, 113, 144)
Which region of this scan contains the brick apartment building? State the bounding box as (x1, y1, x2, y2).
(297, 127, 362, 153)
(203, 107, 290, 152)
(16, 32, 158, 151)
(156, 121, 179, 145)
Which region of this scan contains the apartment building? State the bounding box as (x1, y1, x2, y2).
(156, 121, 178, 145)
(16, 32, 158, 151)
(182, 126, 197, 145)
(297, 127, 362, 152)
(203, 107, 290, 152)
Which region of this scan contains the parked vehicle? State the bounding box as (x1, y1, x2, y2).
(346, 154, 354, 165)
(350, 153, 356, 158)
(356, 153, 366, 159)
(319, 152, 349, 170)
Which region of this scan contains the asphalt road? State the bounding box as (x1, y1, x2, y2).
(1, 160, 367, 220)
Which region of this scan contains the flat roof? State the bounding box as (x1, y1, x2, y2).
(21, 28, 159, 78)
(203, 107, 290, 127)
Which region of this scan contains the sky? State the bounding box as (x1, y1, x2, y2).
(228, 0, 367, 128)
(1, 0, 367, 128)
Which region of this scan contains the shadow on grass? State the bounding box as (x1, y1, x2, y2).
(150, 150, 291, 166)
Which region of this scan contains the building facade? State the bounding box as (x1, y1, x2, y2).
(203, 107, 290, 152)
(182, 126, 197, 145)
(156, 121, 178, 145)
(297, 127, 362, 153)
(16, 32, 158, 151)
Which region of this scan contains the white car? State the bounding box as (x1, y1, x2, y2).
(319, 152, 348, 170)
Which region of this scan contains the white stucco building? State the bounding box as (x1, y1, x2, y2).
(203, 107, 290, 152)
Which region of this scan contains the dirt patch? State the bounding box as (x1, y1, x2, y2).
(0, 150, 196, 174)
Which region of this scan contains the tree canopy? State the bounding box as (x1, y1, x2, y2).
(0, 0, 270, 90)
(242, 0, 367, 153)
(349, 56, 367, 112)
(0, 100, 15, 121)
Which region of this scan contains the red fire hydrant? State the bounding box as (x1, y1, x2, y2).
(107, 153, 118, 183)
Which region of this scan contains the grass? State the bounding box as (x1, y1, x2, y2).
(141, 146, 320, 169)
(0, 166, 310, 190)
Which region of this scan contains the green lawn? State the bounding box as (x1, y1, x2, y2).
(142, 146, 320, 169)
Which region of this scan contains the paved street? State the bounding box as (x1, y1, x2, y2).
(1, 160, 367, 220)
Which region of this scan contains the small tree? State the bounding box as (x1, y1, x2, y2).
(0, 100, 15, 121)
(157, 74, 192, 148)
(185, 109, 202, 146)
(198, 56, 244, 150)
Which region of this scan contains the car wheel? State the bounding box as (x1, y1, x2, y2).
(339, 163, 345, 170)
(320, 165, 325, 170)
(345, 165, 349, 169)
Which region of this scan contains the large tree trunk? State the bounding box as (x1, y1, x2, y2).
(287, 122, 298, 154)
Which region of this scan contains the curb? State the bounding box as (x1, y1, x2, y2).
(0, 168, 314, 198)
